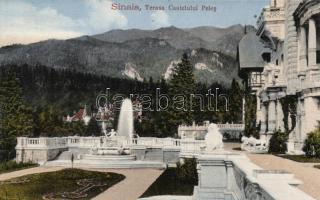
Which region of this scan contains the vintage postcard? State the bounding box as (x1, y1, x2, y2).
(0, 0, 319, 200)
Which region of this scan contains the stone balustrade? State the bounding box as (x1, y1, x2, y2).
(194, 153, 315, 200)
(178, 123, 244, 131)
(257, 8, 285, 28)
(16, 137, 67, 149)
(16, 136, 205, 163)
(16, 136, 203, 152)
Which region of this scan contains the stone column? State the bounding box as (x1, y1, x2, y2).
(308, 18, 317, 67)
(256, 95, 261, 124)
(276, 100, 285, 132)
(299, 26, 307, 71)
(267, 100, 276, 134)
(259, 103, 267, 135)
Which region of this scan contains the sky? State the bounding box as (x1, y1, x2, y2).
(0, 0, 268, 47)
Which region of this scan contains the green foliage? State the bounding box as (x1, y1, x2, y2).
(0, 64, 243, 139)
(176, 158, 198, 184)
(227, 79, 244, 123)
(268, 130, 288, 154)
(141, 159, 197, 198)
(0, 72, 34, 160)
(140, 168, 195, 198)
(0, 168, 124, 200)
(167, 53, 196, 136)
(86, 118, 101, 136)
(280, 95, 297, 132)
(0, 160, 37, 174)
(303, 128, 320, 157)
(244, 93, 259, 138)
(33, 106, 86, 137)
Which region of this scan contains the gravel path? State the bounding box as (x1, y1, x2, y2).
(92, 169, 163, 200)
(247, 153, 320, 200)
(0, 166, 64, 181)
(224, 142, 320, 200)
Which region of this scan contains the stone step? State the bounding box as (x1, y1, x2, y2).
(44, 160, 166, 169)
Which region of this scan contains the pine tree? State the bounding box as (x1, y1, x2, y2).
(167, 53, 196, 136)
(86, 118, 101, 136)
(0, 73, 34, 160)
(227, 79, 243, 123)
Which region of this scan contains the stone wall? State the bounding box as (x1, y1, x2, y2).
(193, 153, 315, 200)
(16, 148, 67, 163)
(131, 147, 181, 164)
(284, 0, 300, 94)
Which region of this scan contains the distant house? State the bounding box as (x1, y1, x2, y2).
(63, 105, 91, 125)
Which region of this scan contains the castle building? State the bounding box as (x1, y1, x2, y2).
(239, 0, 320, 153)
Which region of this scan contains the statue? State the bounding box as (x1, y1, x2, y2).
(104, 129, 117, 138)
(241, 136, 267, 152)
(205, 123, 223, 152)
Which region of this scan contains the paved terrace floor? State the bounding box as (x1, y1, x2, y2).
(0, 166, 163, 200)
(225, 143, 320, 200)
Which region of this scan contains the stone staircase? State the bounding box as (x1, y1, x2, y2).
(44, 149, 166, 169)
(44, 159, 166, 169)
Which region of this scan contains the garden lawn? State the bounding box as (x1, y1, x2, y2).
(140, 168, 196, 198)
(0, 168, 124, 200)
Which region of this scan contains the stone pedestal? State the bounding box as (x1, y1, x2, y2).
(194, 154, 240, 200)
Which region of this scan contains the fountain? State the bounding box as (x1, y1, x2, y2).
(117, 99, 134, 139)
(90, 99, 134, 156)
(79, 98, 136, 166)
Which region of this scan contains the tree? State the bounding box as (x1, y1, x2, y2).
(86, 118, 101, 136)
(0, 73, 34, 160)
(227, 79, 243, 123)
(268, 130, 288, 154)
(244, 93, 259, 138)
(303, 127, 320, 157)
(34, 106, 70, 137)
(167, 53, 196, 136)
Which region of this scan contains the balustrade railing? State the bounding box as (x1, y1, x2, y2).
(16, 136, 204, 153)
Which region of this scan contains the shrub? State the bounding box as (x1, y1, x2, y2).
(303, 129, 320, 157)
(268, 130, 288, 154)
(0, 160, 37, 173)
(176, 158, 198, 184)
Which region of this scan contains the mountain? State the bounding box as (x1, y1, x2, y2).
(0, 25, 246, 87)
(91, 25, 245, 56)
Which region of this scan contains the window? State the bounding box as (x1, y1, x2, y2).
(262, 53, 271, 63)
